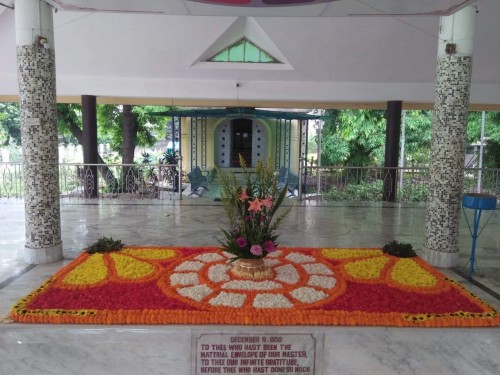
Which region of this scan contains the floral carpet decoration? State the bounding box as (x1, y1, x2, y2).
(11, 247, 499, 327)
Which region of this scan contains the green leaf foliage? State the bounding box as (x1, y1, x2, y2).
(0, 103, 21, 146)
(466, 111, 500, 167)
(98, 105, 172, 155)
(320, 109, 432, 167)
(382, 240, 416, 258)
(85, 237, 124, 254)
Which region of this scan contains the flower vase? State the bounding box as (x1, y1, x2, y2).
(232, 257, 272, 279)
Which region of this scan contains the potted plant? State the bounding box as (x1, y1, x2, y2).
(218, 156, 290, 278)
(85, 236, 124, 254)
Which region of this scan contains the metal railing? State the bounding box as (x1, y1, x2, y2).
(299, 165, 500, 203)
(1, 162, 183, 201)
(1, 162, 499, 203)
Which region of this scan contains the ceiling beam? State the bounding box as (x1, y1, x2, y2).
(1, 95, 499, 111)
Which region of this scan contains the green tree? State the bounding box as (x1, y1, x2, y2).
(57, 103, 171, 189)
(0, 103, 21, 146)
(57, 104, 119, 186)
(320, 109, 432, 167)
(401, 110, 432, 166)
(320, 109, 386, 166)
(466, 111, 500, 167)
(98, 104, 171, 164)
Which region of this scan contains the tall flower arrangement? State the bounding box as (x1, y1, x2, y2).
(218, 156, 290, 261)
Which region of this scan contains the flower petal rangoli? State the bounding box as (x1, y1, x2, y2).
(11, 247, 499, 327)
(160, 249, 340, 309)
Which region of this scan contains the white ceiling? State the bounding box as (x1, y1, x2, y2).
(0, 0, 499, 108)
(42, 0, 477, 17)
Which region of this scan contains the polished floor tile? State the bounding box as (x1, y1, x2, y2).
(0, 198, 499, 375)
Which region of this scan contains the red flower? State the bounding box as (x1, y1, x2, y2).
(264, 241, 277, 253)
(236, 237, 247, 248)
(239, 191, 249, 201)
(261, 197, 273, 210)
(248, 198, 263, 212)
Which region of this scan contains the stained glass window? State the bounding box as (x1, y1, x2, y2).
(207, 38, 280, 63)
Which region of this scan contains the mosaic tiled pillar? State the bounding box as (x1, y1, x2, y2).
(422, 6, 476, 268)
(16, 0, 62, 264)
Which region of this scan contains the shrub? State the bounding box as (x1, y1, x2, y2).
(85, 237, 124, 254)
(382, 240, 416, 258)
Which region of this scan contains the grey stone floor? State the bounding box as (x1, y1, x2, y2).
(0, 197, 499, 374)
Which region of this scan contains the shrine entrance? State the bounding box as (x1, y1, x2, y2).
(231, 119, 252, 167)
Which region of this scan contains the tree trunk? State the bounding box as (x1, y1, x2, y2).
(121, 105, 139, 190)
(64, 113, 118, 188)
(122, 105, 138, 165)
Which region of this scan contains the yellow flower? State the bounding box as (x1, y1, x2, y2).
(61, 248, 176, 286)
(323, 248, 440, 290)
(322, 248, 383, 259)
(391, 258, 437, 287)
(344, 256, 389, 280)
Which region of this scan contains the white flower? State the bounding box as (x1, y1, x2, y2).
(275, 264, 300, 284)
(209, 292, 246, 308)
(222, 280, 281, 290)
(307, 275, 336, 289)
(174, 260, 205, 272)
(208, 264, 232, 283)
(177, 285, 213, 302)
(290, 287, 328, 303)
(253, 293, 293, 308)
(195, 253, 225, 263)
(170, 272, 199, 285)
(302, 263, 333, 275)
(285, 252, 316, 264)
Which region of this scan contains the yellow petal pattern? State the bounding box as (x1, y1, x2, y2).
(322, 248, 383, 259)
(63, 254, 107, 285)
(344, 256, 389, 279)
(121, 248, 176, 260)
(391, 259, 437, 287)
(110, 253, 156, 279)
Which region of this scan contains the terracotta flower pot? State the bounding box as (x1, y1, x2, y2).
(232, 257, 272, 279)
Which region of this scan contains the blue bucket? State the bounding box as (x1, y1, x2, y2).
(462, 193, 497, 210)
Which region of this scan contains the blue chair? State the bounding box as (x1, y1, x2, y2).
(277, 167, 288, 190)
(187, 166, 209, 196)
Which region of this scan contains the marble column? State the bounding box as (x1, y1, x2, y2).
(15, 0, 62, 264)
(422, 6, 476, 268)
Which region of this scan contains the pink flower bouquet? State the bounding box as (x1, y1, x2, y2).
(218, 156, 290, 261)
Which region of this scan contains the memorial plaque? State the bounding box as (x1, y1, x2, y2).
(192, 331, 323, 375)
(25, 118, 40, 126)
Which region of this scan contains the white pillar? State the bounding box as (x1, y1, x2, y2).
(16, 0, 62, 264)
(422, 5, 476, 268)
(477, 111, 485, 192)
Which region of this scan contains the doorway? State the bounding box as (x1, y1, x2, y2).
(231, 119, 252, 167)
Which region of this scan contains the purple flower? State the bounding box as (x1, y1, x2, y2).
(250, 244, 263, 256)
(264, 240, 277, 253)
(236, 237, 247, 248)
